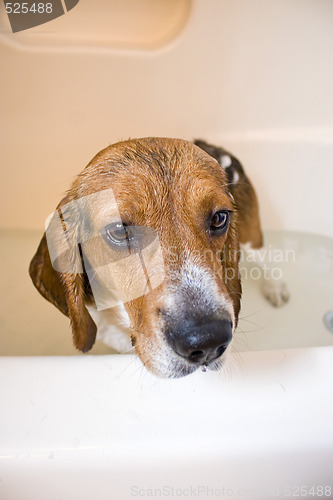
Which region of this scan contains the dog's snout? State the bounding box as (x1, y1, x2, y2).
(164, 318, 232, 365)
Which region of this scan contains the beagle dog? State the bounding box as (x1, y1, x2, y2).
(29, 137, 289, 378)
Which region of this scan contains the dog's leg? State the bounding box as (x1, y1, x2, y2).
(241, 242, 290, 307)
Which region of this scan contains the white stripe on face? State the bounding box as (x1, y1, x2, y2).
(163, 260, 235, 330)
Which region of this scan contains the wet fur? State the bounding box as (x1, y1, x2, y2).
(30, 137, 265, 377)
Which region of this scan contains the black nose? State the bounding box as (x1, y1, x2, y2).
(164, 318, 233, 365)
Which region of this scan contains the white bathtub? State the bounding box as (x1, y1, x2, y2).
(0, 348, 332, 500)
(1, 171, 333, 499)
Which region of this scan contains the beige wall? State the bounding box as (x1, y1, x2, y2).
(0, 0, 332, 231)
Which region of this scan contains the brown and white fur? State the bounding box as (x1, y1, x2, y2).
(29, 137, 289, 378)
(195, 140, 290, 308)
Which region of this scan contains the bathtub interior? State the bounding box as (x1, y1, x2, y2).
(0, 0, 192, 50)
(236, 229, 333, 352)
(0, 0, 332, 398)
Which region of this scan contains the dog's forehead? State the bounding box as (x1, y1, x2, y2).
(73, 138, 231, 226)
(82, 138, 228, 193)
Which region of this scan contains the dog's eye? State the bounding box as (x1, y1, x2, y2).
(210, 210, 230, 233)
(102, 223, 157, 251)
(103, 222, 131, 246)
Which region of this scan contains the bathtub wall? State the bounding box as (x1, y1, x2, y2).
(0, 0, 333, 236)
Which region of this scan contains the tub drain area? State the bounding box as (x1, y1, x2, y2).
(324, 312, 333, 333)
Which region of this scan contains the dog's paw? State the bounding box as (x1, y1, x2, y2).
(262, 279, 290, 307)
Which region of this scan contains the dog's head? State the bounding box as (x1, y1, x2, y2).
(30, 138, 241, 378)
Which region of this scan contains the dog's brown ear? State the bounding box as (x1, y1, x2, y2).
(29, 232, 97, 353)
(223, 217, 242, 327)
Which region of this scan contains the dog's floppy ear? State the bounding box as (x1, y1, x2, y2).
(29, 203, 97, 353)
(223, 215, 242, 327)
